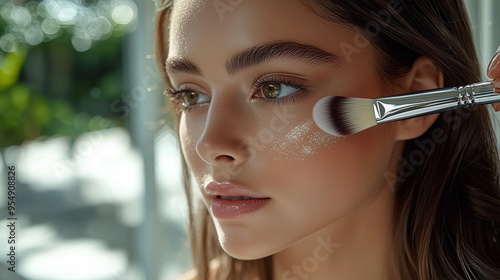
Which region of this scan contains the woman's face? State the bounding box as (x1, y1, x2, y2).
(166, 0, 402, 259)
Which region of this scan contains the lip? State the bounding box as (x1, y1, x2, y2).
(205, 181, 270, 220)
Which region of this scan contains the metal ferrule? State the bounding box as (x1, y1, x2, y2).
(373, 81, 499, 124)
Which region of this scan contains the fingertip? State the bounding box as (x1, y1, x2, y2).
(493, 103, 500, 112)
(492, 78, 500, 89)
(487, 46, 500, 79)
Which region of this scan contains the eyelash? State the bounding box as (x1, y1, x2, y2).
(167, 75, 308, 111)
(164, 88, 191, 113)
(252, 75, 308, 106)
(164, 88, 196, 112)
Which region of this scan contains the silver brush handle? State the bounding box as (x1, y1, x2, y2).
(373, 81, 499, 124)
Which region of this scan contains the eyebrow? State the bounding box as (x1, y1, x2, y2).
(226, 40, 340, 75)
(165, 58, 202, 75)
(165, 40, 340, 76)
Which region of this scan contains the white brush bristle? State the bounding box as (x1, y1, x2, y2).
(342, 97, 377, 134)
(313, 96, 377, 136)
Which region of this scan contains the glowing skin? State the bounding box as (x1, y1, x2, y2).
(166, 0, 405, 278)
(271, 118, 342, 163)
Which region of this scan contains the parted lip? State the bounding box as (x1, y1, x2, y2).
(205, 181, 269, 199)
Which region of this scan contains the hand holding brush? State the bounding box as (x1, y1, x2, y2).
(314, 47, 500, 137)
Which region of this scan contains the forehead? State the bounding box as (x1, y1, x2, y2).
(167, 0, 348, 58)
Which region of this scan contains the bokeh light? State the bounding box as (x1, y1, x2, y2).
(25, 25, 45, 46)
(41, 18, 61, 35)
(112, 4, 135, 25)
(0, 0, 138, 53)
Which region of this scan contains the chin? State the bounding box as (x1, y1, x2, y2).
(220, 241, 275, 260)
(215, 227, 279, 260)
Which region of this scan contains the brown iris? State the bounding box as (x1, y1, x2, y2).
(262, 83, 281, 98)
(184, 91, 199, 105)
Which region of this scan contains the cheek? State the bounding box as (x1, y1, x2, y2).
(179, 113, 203, 173)
(263, 123, 396, 213)
(270, 118, 343, 163)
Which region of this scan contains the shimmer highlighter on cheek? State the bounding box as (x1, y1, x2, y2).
(271, 118, 342, 163)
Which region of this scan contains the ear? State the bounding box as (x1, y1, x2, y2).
(395, 56, 444, 140)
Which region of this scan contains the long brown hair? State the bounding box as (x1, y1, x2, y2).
(155, 3, 272, 279)
(155, 0, 500, 279)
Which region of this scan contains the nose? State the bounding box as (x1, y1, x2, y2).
(196, 94, 252, 170)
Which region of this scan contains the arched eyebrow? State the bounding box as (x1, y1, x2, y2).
(165, 40, 340, 76)
(225, 40, 340, 75)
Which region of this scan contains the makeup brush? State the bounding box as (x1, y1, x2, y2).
(313, 81, 500, 137)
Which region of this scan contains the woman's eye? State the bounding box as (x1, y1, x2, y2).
(260, 82, 301, 99)
(181, 90, 210, 106)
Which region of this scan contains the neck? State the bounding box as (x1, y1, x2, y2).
(272, 183, 397, 280)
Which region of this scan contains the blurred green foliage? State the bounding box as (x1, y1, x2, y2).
(0, 0, 138, 149)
